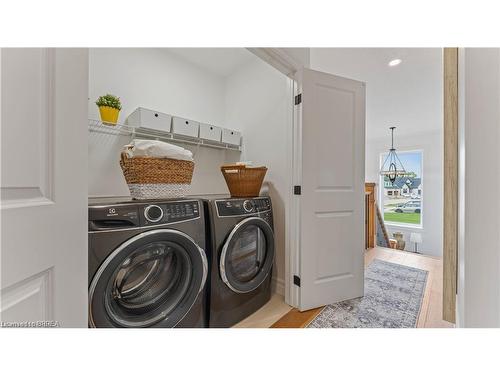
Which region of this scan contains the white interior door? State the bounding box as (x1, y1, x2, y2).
(0, 48, 88, 327)
(298, 68, 365, 311)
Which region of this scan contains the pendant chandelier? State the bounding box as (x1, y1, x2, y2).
(379, 126, 407, 185)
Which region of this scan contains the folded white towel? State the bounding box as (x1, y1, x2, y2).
(124, 139, 193, 161)
(236, 161, 253, 166)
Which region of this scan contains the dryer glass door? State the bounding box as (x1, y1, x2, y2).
(89, 229, 207, 328)
(220, 217, 275, 293)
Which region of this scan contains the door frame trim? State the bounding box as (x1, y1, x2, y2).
(247, 48, 302, 307)
(288, 74, 302, 308)
(443, 48, 459, 323)
(247, 48, 303, 77)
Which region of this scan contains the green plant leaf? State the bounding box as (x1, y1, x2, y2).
(96, 94, 122, 110)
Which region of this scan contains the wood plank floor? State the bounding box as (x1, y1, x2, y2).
(232, 294, 292, 328)
(271, 246, 454, 328)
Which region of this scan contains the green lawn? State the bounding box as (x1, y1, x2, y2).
(384, 212, 421, 225)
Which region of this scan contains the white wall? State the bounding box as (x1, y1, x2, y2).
(457, 48, 500, 327)
(88, 48, 239, 197)
(88, 48, 291, 296)
(225, 58, 292, 296)
(310, 48, 443, 256)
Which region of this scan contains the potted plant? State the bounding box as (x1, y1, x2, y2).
(96, 94, 122, 125)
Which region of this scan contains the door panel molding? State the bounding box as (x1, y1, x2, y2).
(0, 268, 53, 324)
(1, 48, 55, 209)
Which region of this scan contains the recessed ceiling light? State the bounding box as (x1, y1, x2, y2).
(388, 59, 402, 67)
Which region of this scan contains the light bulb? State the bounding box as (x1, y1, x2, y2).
(388, 59, 402, 67)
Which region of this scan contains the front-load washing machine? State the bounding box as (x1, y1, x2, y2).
(202, 196, 275, 327)
(88, 198, 208, 328)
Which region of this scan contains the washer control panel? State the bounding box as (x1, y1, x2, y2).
(216, 197, 271, 217)
(143, 200, 200, 225)
(89, 200, 201, 230)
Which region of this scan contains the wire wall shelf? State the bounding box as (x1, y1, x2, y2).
(88, 119, 241, 152)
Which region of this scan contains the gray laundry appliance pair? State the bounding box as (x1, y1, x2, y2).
(87, 195, 275, 328)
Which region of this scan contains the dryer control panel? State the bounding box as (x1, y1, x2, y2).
(216, 197, 271, 217)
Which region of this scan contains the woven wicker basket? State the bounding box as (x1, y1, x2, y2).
(221, 164, 267, 198)
(120, 152, 194, 199)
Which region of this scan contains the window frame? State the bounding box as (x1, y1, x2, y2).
(379, 149, 424, 229)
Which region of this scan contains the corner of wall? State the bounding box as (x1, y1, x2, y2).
(278, 48, 310, 69)
(271, 277, 285, 296)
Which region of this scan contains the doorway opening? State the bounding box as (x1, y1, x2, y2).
(324, 48, 450, 328)
(274, 48, 454, 328)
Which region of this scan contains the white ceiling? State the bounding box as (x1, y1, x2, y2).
(311, 48, 440, 80)
(164, 47, 442, 140)
(166, 48, 256, 77)
(310, 48, 443, 140)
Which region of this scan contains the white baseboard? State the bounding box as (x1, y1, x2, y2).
(271, 277, 285, 296)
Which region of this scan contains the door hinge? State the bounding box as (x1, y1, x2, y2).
(293, 275, 301, 287)
(293, 185, 301, 195)
(294, 93, 302, 105)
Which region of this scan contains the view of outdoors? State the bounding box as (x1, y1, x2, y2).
(381, 151, 422, 226)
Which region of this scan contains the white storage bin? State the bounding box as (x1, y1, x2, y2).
(172, 117, 200, 138)
(126, 107, 172, 132)
(199, 123, 222, 142)
(222, 128, 241, 146)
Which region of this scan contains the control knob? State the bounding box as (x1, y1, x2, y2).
(243, 200, 254, 213)
(144, 205, 163, 222)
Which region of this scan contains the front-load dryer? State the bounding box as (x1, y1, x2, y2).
(202, 196, 275, 328)
(88, 198, 208, 328)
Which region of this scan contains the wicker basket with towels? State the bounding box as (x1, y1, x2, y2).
(120, 140, 194, 199)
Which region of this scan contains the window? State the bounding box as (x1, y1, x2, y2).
(380, 150, 423, 227)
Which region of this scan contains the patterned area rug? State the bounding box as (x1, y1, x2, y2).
(307, 259, 428, 328)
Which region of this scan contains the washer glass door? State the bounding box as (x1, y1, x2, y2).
(220, 217, 274, 293)
(89, 229, 207, 328)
